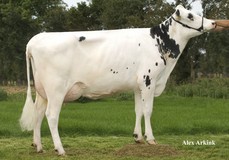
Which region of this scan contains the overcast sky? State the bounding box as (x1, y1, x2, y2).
(63, 0, 203, 15)
(63, 0, 88, 7)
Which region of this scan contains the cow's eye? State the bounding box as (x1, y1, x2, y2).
(188, 13, 194, 21)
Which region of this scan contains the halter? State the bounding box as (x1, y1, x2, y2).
(171, 16, 204, 32)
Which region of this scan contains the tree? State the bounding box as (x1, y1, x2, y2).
(0, 1, 38, 83)
(101, 0, 174, 29)
(202, 0, 229, 76)
(143, 0, 174, 27)
(172, 0, 229, 82)
(0, 0, 65, 84)
(42, 6, 68, 31)
(66, 2, 96, 31)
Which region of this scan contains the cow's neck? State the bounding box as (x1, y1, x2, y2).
(150, 17, 189, 63)
(150, 17, 191, 81)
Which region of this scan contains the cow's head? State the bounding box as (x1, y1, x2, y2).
(150, 5, 216, 59)
(172, 5, 216, 38)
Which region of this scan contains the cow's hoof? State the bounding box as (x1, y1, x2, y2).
(37, 149, 44, 153)
(55, 149, 66, 156)
(58, 152, 66, 156)
(135, 139, 145, 144)
(133, 133, 144, 144)
(147, 139, 157, 145)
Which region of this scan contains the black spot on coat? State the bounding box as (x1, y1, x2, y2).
(145, 75, 151, 87)
(133, 134, 138, 138)
(150, 18, 180, 59)
(176, 9, 180, 17)
(79, 36, 86, 42)
(188, 13, 194, 21)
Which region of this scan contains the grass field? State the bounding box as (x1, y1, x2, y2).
(0, 95, 228, 159)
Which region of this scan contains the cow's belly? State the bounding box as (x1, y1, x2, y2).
(83, 83, 134, 99)
(65, 74, 137, 101)
(64, 83, 132, 101)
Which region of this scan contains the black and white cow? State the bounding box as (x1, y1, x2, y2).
(20, 5, 216, 155)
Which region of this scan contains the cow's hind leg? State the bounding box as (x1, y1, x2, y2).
(33, 93, 47, 152)
(45, 95, 65, 155)
(133, 90, 144, 143)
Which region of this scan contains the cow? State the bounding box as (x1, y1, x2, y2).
(20, 5, 216, 155)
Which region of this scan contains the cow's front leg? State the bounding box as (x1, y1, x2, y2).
(143, 98, 156, 145)
(139, 78, 157, 145)
(133, 90, 144, 143)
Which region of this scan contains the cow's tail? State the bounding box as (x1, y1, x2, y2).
(19, 46, 37, 131)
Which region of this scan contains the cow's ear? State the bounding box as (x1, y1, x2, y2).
(176, 9, 180, 17)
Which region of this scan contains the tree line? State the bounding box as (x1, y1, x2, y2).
(0, 0, 228, 85)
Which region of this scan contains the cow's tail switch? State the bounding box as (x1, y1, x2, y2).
(19, 45, 37, 131)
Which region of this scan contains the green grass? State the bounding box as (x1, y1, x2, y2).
(0, 95, 228, 159)
(165, 78, 229, 99)
(0, 135, 228, 160)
